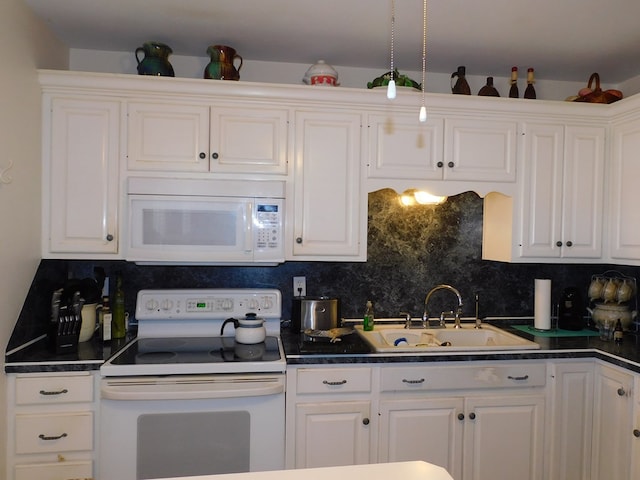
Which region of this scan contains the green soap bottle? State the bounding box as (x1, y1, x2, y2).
(364, 301, 375, 331)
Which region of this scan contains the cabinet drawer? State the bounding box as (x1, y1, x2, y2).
(15, 460, 92, 480)
(381, 363, 547, 392)
(16, 374, 93, 405)
(16, 412, 93, 454)
(296, 367, 372, 394)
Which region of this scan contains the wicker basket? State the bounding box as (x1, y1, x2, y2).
(574, 73, 623, 104)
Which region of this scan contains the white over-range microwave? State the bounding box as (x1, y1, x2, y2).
(126, 177, 285, 265)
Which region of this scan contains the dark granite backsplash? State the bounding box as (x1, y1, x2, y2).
(9, 189, 639, 350)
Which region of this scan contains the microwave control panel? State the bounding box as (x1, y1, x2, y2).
(255, 202, 282, 252)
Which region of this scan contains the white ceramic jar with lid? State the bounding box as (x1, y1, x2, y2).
(302, 60, 339, 86)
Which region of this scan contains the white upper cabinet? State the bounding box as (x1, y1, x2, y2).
(127, 101, 288, 175)
(607, 114, 640, 263)
(45, 96, 121, 257)
(444, 117, 517, 183)
(366, 110, 517, 196)
(289, 110, 365, 261)
(483, 121, 605, 263)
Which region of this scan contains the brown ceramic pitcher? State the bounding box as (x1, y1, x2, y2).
(204, 45, 243, 80)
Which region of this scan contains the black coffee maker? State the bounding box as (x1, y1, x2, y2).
(558, 287, 585, 330)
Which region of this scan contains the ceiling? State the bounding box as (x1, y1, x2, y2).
(23, 0, 640, 83)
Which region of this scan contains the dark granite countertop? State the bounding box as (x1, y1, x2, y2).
(281, 323, 640, 374)
(6, 323, 640, 374)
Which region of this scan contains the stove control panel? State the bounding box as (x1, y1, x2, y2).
(135, 289, 282, 320)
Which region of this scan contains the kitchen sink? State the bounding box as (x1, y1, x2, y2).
(354, 322, 540, 353)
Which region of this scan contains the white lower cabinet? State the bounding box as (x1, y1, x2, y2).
(6, 372, 99, 480)
(632, 376, 640, 479)
(548, 361, 595, 480)
(286, 361, 546, 480)
(378, 363, 546, 480)
(591, 362, 635, 480)
(285, 366, 373, 469)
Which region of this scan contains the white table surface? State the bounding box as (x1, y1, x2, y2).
(154, 461, 454, 480)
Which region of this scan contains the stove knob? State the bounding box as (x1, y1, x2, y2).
(249, 298, 260, 310)
(222, 299, 233, 310)
(262, 296, 273, 310)
(161, 299, 174, 311)
(146, 299, 159, 311)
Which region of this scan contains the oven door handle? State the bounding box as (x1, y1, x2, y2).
(101, 375, 285, 401)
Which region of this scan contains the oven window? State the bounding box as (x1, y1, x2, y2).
(137, 411, 250, 479)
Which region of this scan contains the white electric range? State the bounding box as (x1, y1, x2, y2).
(99, 289, 286, 480)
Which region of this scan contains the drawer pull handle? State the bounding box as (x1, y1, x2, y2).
(507, 375, 529, 381)
(39, 433, 67, 441)
(402, 378, 426, 384)
(39, 389, 68, 396)
(323, 380, 347, 386)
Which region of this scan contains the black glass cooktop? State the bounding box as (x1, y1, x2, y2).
(108, 336, 282, 365)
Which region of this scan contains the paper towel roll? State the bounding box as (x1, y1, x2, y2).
(534, 279, 552, 330)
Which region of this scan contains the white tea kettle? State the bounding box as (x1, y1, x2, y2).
(220, 313, 266, 344)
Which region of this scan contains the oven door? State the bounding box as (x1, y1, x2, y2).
(99, 374, 285, 480)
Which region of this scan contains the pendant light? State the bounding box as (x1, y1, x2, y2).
(387, 0, 396, 99)
(419, 0, 427, 122)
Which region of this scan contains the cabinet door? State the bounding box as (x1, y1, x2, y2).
(560, 126, 605, 258)
(591, 364, 634, 480)
(367, 112, 444, 180)
(444, 118, 517, 182)
(47, 98, 119, 254)
(463, 395, 545, 480)
(294, 401, 371, 468)
(291, 111, 364, 260)
(128, 102, 210, 172)
(379, 397, 463, 480)
(210, 106, 288, 174)
(609, 117, 640, 261)
(519, 123, 564, 258)
(632, 376, 640, 480)
(548, 362, 594, 480)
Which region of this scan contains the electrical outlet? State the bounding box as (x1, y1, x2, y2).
(293, 276, 306, 297)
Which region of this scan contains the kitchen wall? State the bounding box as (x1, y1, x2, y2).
(13, 189, 639, 350)
(0, 0, 68, 473)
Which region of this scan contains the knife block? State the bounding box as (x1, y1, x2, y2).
(50, 312, 81, 354)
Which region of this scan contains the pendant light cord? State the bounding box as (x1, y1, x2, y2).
(387, 0, 396, 99)
(419, 0, 428, 121)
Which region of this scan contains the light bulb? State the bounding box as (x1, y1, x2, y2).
(419, 106, 427, 122)
(387, 80, 396, 99)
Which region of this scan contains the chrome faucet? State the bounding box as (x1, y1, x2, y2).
(423, 284, 464, 329)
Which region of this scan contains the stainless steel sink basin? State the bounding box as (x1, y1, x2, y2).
(354, 322, 539, 352)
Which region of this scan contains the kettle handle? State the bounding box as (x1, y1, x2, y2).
(450, 71, 460, 90)
(135, 47, 144, 66)
(220, 317, 239, 336)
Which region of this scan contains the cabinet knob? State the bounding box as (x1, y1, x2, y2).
(556, 241, 563, 247)
(617, 387, 626, 396)
(469, 412, 476, 420)
(437, 161, 444, 168)
(633, 429, 640, 438)
(296, 237, 303, 244)
(566, 241, 573, 247)
(199, 152, 206, 159)
(457, 413, 465, 421)
(106, 234, 114, 242)
(212, 152, 219, 159)
(448, 161, 454, 168)
(362, 418, 370, 426)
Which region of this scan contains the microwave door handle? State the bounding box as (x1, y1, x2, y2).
(244, 202, 253, 253)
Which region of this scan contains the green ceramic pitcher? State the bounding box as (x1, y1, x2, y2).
(135, 42, 175, 77)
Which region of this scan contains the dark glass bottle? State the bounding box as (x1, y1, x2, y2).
(451, 66, 471, 95)
(111, 275, 126, 339)
(508, 67, 519, 98)
(524, 68, 536, 99)
(614, 319, 624, 344)
(478, 77, 500, 97)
